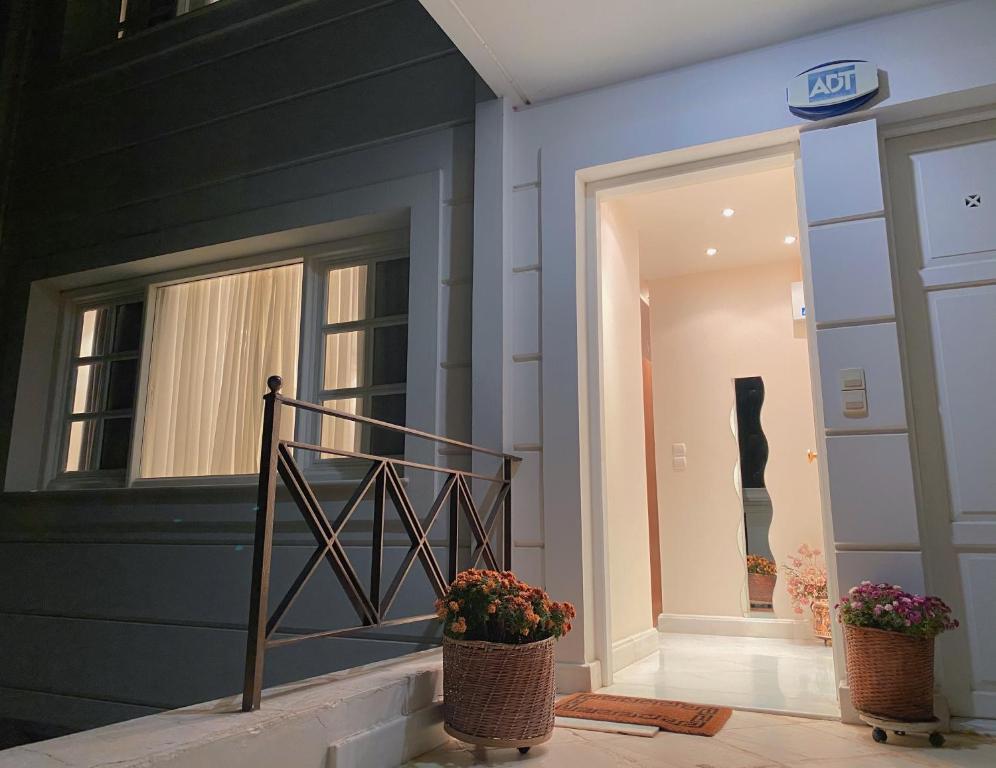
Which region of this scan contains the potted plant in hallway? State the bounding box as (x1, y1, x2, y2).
(783, 544, 830, 642)
(436, 569, 575, 754)
(838, 582, 958, 723)
(747, 555, 777, 609)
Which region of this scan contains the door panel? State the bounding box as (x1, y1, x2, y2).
(959, 554, 996, 694)
(929, 286, 996, 516)
(887, 117, 996, 718)
(912, 139, 996, 264)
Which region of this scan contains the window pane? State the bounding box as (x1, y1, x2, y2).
(324, 330, 365, 390)
(112, 302, 143, 353)
(374, 259, 409, 317)
(107, 358, 139, 411)
(370, 394, 406, 456)
(71, 363, 101, 414)
(65, 419, 96, 471)
(139, 263, 302, 478)
(99, 417, 132, 470)
(78, 308, 106, 357)
(372, 325, 408, 385)
(321, 398, 364, 455)
(326, 265, 368, 324)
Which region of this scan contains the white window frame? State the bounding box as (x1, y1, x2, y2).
(42, 229, 410, 490)
(296, 229, 412, 483)
(45, 288, 148, 490)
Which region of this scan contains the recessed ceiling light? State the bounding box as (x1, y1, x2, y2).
(722, 208, 735, 217)
(705, 247, 718, 256)
(784, 235, 797, 245)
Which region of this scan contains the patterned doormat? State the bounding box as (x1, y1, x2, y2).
(555, 692, 732, 737)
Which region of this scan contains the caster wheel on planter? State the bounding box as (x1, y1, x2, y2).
(872, 727, 888, 743)
(518, 747, 530, 754)
(929, 732, 945, 748)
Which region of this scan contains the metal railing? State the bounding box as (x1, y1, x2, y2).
(242, 375, 520, 711)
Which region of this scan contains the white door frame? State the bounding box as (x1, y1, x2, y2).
(575, 131, 844, 691)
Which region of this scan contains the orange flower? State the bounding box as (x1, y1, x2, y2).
(448, 601, 459, 612)
(451, 617, 467, 634)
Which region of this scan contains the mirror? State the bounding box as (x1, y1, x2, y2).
(735, 376, 775, 615)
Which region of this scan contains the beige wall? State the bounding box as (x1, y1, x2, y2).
(649, 259, 823, 619)
(600, 203, 654, 642)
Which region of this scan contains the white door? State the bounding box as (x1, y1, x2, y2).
(887, 118, 996, 719)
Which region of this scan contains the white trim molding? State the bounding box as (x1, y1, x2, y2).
(555, 660, 603, 694)
(658, 613, 810, 641)
(611, 628, 659, 674)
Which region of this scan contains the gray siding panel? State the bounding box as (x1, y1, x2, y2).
(0, 542, 445, 630)
(25, 1, 457, 169)
(0, 614, 428, 710)
(12, 53, 475, 228)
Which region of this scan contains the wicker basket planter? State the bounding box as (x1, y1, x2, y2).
(748, 573, 776, 607)
(443, 635, 556, 749)
(844, 624, 934, 721)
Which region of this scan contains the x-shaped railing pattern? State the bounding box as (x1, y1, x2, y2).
(242, 376, 518, 711)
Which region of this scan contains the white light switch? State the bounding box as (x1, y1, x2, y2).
(672, 456, 687, 471)
(840, 367, 866, 390)
(842, 389, 868, 417)
(671, 443, 686, 458)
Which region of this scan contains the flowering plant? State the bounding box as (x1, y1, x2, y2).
(837, 582, 959, 638)
(782, 544, 827, 614)
(435, 569, 576, 644)
(746, 554, 777, 576)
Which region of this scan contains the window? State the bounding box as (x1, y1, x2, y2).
(61, 0, 226, 55)
(318, 254, 410, 460)
(59, 297, 144, 479)
(116, 0, 223, 39)
(139, 263, 302, 478)
(50, 233, 411, 487)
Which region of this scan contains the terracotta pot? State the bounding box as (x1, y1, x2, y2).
(748, 573, 776, 606)
(443, 636, 556, 749)
(811, 598, 832, 642)
(844, 624, 934, 721)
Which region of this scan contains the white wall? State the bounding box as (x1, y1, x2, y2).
(481, 0, 996, 688)
(598, 202, 653, 643)
(649, 260, 822, 620)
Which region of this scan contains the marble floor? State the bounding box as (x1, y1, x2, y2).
(407, 710, 996, 767)
(601, 632, 839, 718)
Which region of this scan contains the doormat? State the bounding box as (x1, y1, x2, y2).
(555, 692, 732, 737)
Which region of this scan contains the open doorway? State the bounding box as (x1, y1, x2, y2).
(595, 151, 838, 718)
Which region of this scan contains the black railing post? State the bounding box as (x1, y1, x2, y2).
(448, 474, 459, 583)
(503, 457, 513, 570)
(242, 375, 283, 712)
(370, 465, 386, 621)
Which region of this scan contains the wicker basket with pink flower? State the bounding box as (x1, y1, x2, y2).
(837, 582, 958, 722)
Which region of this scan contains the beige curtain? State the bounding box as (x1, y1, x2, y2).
(321, 265, 367, 452)
(140, 264, 302, 477)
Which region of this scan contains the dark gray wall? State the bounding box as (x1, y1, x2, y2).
(0, 0, 484, 736)
(0, 0, 483, 481)
(0, 488, 447, 730)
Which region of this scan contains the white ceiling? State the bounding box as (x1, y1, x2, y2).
(420, 0, 943, 105)
(610, 164, 801, 281)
